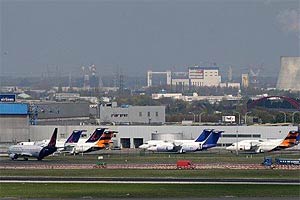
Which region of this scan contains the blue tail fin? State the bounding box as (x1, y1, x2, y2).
(296, 132, 300, 144)
(65, 130, 83, 143)
(195, 129, 213, 142)
(85, 128, 106, 143)
(202, 130, 223, 149)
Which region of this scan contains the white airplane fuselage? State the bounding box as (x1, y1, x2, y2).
(226, 139, 282, 153)
(147, 140, 200, 152)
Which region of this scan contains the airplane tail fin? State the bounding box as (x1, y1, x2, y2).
(202, 130, 223, 149)
(85, 128, 106, 143)
(65, 130, 83, 144)
(296, 133, 300, 144)
(47, 128, 58, 147)
(194, 129, 213, 142)
(96, 130, 117, 148)
(279, 130, 300, 148)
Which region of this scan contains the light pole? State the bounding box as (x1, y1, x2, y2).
(189, 112, 196, 123)
(279, 111, 287, 123)
(199, 112, 206, 123)
(236, 127, 239, 156)
(292, 111, 300, 125)
(244, 111, 251, 125)
(234, 111, 241, 125)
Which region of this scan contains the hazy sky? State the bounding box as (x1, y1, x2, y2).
(1, 0, 299, 77)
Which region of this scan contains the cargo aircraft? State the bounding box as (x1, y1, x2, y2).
(226, 130, 300, 153)
(8, 128, 57, 160)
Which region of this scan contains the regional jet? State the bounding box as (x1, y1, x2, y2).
(70, 128, 115, 154)
(226, 130, 300, 153)
(146, 129, 223, 153)
(18, 129, 84, 153)
(139, 129, 214, 150)
(8, 128, 58, 160)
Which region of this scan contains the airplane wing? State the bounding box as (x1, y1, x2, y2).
(243, 141, 260, 152)
(173, 141, 183, 146)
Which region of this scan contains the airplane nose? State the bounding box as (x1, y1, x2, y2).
(139, 145, 148, 149)
(226, 146, 233, 151)
(147, 146, 157, 151)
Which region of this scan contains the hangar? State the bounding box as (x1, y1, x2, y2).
(24, 125, 299, 149)
(0, 102, 30, 142)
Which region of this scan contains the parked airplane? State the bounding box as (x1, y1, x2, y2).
(18, 130, 84, 152)
(226, 130, 300, 153)
(139, 129, 214, 150)
(93, 130, 117, 150)
(147, 130, 223, 153)
(71, 128, 114, 154)
(52, 130, 84, 153)
(8, 128, 58, 160)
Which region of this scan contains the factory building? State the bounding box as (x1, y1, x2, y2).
(147, 66, 222, 89)
(188, 66, 221, 87)
(276, 56, 300, 91)
(99, 102, 165, 125)
(242, 74, 249, 88)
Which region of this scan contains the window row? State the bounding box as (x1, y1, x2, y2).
(139, 112, 159, 117)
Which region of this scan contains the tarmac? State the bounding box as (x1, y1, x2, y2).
(1, 176, 299, 185)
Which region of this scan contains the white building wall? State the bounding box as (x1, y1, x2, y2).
(0, 116, 30, 142)
(21, 125, 299, 149)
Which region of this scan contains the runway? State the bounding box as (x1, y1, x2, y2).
(1, 176, 299, 185)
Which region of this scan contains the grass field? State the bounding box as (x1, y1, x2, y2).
(1, 183, 300, 198)
(15, 149, 299, 164)
(1, 168, 299, 179)
(1, 151, 299, 198)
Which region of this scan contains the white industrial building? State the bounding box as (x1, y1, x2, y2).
(147, 66, 222, 88)
(98, 103, 165, 125)
(188, 66, 221, 87)
(151, 92, 242, 103)
(1, 124, 299, 150)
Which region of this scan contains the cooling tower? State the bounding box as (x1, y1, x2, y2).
(276, 57, 300, 91)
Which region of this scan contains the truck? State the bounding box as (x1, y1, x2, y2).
(176, 160, 195, 169)
(263, 157, 300, 166)
(275, 158, 300, 165)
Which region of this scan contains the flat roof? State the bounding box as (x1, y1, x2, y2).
(189, 66, 219, 70)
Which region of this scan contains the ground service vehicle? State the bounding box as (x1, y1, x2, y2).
(176, 160, 195, 169)
(263, 157, 300, 166)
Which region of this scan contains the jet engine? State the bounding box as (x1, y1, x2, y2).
(157, 144, 174, 151)
(9, 154, 18, 160)
(243, 144, 252, 151)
